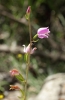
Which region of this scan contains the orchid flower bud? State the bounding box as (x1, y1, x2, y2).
(25, 6, 31, 20)
(26, 6, 31, 14)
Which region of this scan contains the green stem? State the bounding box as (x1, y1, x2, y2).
(25, 54, 30, 100)
(25, 15, 32, 100)
(29, 17, 32, 45)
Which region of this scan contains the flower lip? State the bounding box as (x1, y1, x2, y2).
(37, 27, 50, 39)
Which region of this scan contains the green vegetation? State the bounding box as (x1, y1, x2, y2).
(0, 0, 65, 96)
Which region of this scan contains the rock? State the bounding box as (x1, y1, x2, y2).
(3, 91, 21, 100)
(35, 73, 65, 100)
(2, 73, 65, 100)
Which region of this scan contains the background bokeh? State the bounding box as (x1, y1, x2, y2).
(0, 0, 65, 99)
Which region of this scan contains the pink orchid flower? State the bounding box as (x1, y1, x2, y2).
(10, 69, 19, 76)
(37, 27, 50, 39)
(23, 44, 37, 54)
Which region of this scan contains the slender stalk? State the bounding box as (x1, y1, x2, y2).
(29, 17, 32, 45)
(24, 15, 32, 100)
(24, 54, 30, 100)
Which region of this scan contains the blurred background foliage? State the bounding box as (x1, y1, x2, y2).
(0, 0, 65, 96)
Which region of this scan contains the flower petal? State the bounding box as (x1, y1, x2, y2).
(37, 27, 50, 39)
(10, 69, 19, 76)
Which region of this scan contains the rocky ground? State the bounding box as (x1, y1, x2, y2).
(1, 73, 65, 100)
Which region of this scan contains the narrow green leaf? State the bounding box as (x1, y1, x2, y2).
(25, 14, 29, 20)
(33, 34, 38, 40)
(20, 89, 25, 96)
(24, 54, 28, 62)
(18, 89, 25, 100)
(15, 74, 26, 83)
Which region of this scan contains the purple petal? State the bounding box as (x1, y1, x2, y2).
(38, 34, 49, 39)
(25, 44, 30, 53)
(37, 28, 49, 34)
(37, 27, 50, 39)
